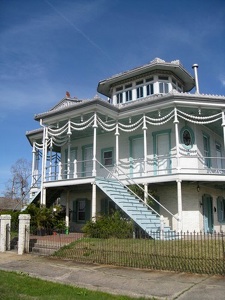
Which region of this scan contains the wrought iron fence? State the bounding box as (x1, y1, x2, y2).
(51, 231, 225, 276)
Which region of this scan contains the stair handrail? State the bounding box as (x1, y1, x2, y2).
(13, 174, 42, 211)
(114, 164, 179, 221)
(95, 159, 178, 221)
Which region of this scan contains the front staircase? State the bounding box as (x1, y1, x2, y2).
(96, 178, 175, 239)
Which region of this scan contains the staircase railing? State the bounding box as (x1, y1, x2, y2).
(116, 164, 179, 221)
(13, 174, 42, 211)
(96, 160, 178, 221)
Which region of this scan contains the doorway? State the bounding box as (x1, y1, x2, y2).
(202, 194, 214, 233)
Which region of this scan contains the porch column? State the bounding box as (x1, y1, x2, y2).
(144, 183, 148, 204)
(174, 108, 180, 171)
(176, 179, 183, 232)
(115, 122, 120, 168)
(31, 142, 36, 186)
(49, 139, 53, 181)
(40, 125, 48, 206)
(65, 190, 70, 234)
(92, 113, 97, 176)
(222, 111, 225, 152)
(143, 114, 148, 175)
(67, 135, 71, 179)
(91, 182, 97, 221)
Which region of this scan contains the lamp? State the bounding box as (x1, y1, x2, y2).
(197, 183, 200, 192)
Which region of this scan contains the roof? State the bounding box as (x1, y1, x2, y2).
(0, 197, 22, 211)
(97, 58, 195, 97)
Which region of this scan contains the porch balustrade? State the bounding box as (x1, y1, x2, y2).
(32, 155, 225, 187)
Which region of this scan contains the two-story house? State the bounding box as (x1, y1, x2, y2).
(26, 58, 225, 235)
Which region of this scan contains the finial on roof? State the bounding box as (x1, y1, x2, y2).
(150, 58, 165, 64)
(66, 91, 71, 98)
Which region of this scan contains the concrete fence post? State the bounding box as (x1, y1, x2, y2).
(0, 215, 11, 252)
(18, 214, 31, 255)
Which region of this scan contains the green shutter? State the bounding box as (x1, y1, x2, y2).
(85, 200, 91, 221)
(101, 198, 109, 215)
(72, 200, 77, 222)
(217, 197, 223, 222)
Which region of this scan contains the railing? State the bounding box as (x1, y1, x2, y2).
(106, 161, 179, 222)
(37, 155, 225, 184)
(52, 231, 225, 276)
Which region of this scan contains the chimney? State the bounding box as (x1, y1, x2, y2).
(192, 64, 199, 94)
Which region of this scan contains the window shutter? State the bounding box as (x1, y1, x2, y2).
(101, 198, 109, 215)
(217, 197, 223, 222)
(72, 200, 77, 222)
(85, 200, 91, 221)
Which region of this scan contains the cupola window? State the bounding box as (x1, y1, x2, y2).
(136, 80, 144, 98)
(158, 76, 169, 94)
(146, 77, 154, 96)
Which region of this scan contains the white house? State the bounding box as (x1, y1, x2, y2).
(26, 58, 225, 235)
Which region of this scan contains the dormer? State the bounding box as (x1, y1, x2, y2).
(97, 58, 195, 105)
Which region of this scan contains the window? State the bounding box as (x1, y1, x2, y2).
(180, 126, 194, 150)
(77, 199, 85, 221)
(216, 143, 222, 169)
(101, 148, 113, 166)
(158, 76, 169, 94)
(116, 86, 123, 91)
(125, 90, 132, 101)
(116, 92, 123, 104)
(146, 83, 154, 95)
(136, 80, 144, 99)
(136, 86, 143, 98)
(72, 199, 90, 223)
(217, 197, 225, 223)
(203, 133, 211, 167)
(159, 82, 169, 93)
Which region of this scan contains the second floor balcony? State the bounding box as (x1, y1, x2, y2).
(31, 154, 225, 189)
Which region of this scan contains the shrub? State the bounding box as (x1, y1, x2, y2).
(82, 211, 133, 239)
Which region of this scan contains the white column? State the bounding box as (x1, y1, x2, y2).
(144, 183, 148, 204)
(115, 122, 120, 168)
(174, 107, 180, 171)
(176, 179, 183, 232)
(222, 111, 225, 152)
(67, 135, 71, 179)
(40, 127, 48, 206)
(49, 139, 53, 181)
(65, 190, 70, 234)
(18, 214, 31, 255)
(0, 215, 11, 252)
(91, 182, 97, 221)
(143, 114, 148, 175)
(40, 125, 46, 206)
(31, 142, 36, 186)
(92, 113, 97, 176)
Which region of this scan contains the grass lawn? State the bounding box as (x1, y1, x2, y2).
(0, 270, 155, 300)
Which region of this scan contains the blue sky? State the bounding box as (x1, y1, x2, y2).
(0, 0, 225, 195)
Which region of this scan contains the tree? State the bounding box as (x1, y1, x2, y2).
(4, 158, 31, 204)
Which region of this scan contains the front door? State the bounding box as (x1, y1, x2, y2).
(202, 194, 213, 233)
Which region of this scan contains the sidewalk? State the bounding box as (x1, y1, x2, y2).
(0, 251, 224, 300)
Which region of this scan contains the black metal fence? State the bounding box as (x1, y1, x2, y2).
(52, 231, 225, 276)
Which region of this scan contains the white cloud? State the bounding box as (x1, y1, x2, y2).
(219, 76, 225, 87)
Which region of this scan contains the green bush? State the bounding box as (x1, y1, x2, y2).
(82, 211, 133, 239)
(24, 203, 66, 234)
